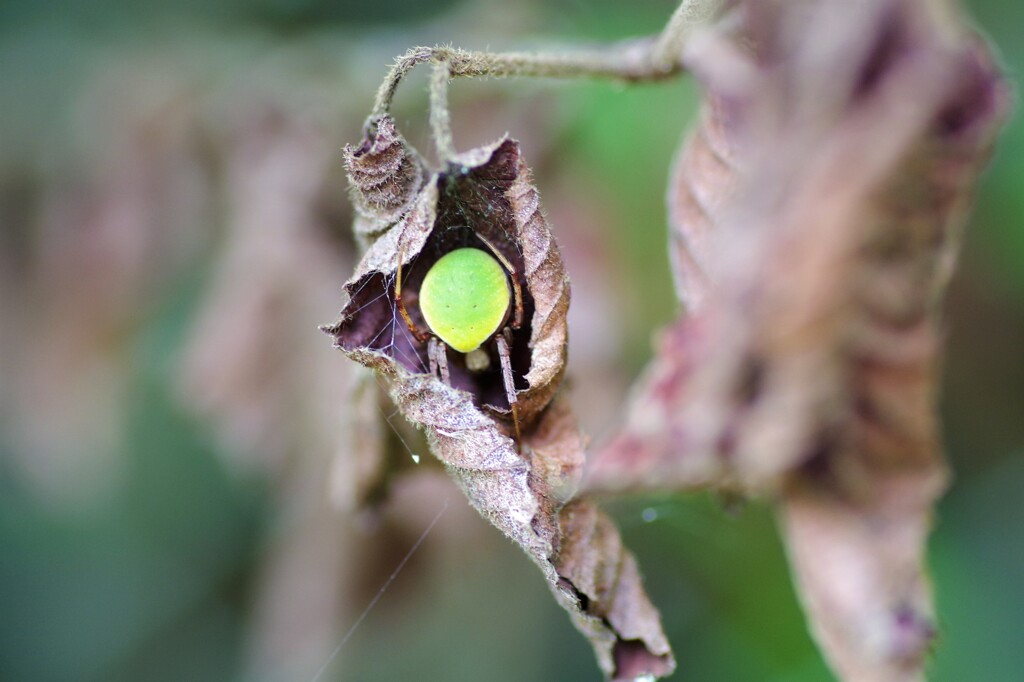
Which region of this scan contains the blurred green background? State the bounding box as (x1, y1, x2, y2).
(1, 1, 1020, 680)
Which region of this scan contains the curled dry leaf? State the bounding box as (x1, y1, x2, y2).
(344, 115, 426, 244)
(591, 1, 1008, 680)
(328, 134, 568, 431)
(324, 133, 673, 679)
(555, 495, 675, 681)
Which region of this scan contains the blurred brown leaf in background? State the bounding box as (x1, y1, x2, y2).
(591, 1, 1008, 680)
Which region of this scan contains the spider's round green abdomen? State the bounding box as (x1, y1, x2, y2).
(419, 247, 511, 354)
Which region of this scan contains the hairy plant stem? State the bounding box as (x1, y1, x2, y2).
(369, 0, 722, 162)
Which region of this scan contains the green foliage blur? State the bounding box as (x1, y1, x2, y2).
(1, 1, 1021, 680)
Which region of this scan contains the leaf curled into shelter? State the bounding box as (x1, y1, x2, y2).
(590, 1, 1008, 680)
(325, 135, 672, 679)
(327, 136, 569, 430)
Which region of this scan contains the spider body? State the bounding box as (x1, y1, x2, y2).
(396, 237, 524, 446)
(419, 248, 511, 355)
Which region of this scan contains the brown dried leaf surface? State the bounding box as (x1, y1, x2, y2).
(665, 96, 737, 311)
(555, 496, 675, 681)
(593, 0, 1007, 491)
(591, 1, 1008, 680)
(344, 115, 426, 244)
(327, 135, 568, 428)
(325, 135, 672, 679)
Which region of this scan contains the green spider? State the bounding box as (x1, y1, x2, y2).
(395, 235, 524, 444)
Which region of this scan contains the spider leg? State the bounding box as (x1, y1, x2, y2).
(497, 328, 521, 450)
(428, 336, 450, 385)
(396, 239, 431, 344)
(428, 336, 438, 377)
(476, 233, 524, 330)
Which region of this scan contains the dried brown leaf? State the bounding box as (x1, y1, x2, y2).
(555, 496, 675, 681)
(325, 135, 672, 679)
(326, 135, 568, 430)
(594, 0, 1007, 491)
(665, 96, 737, 312)
(590, 1, 1008, 680)
(344, 115, 426, 243)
